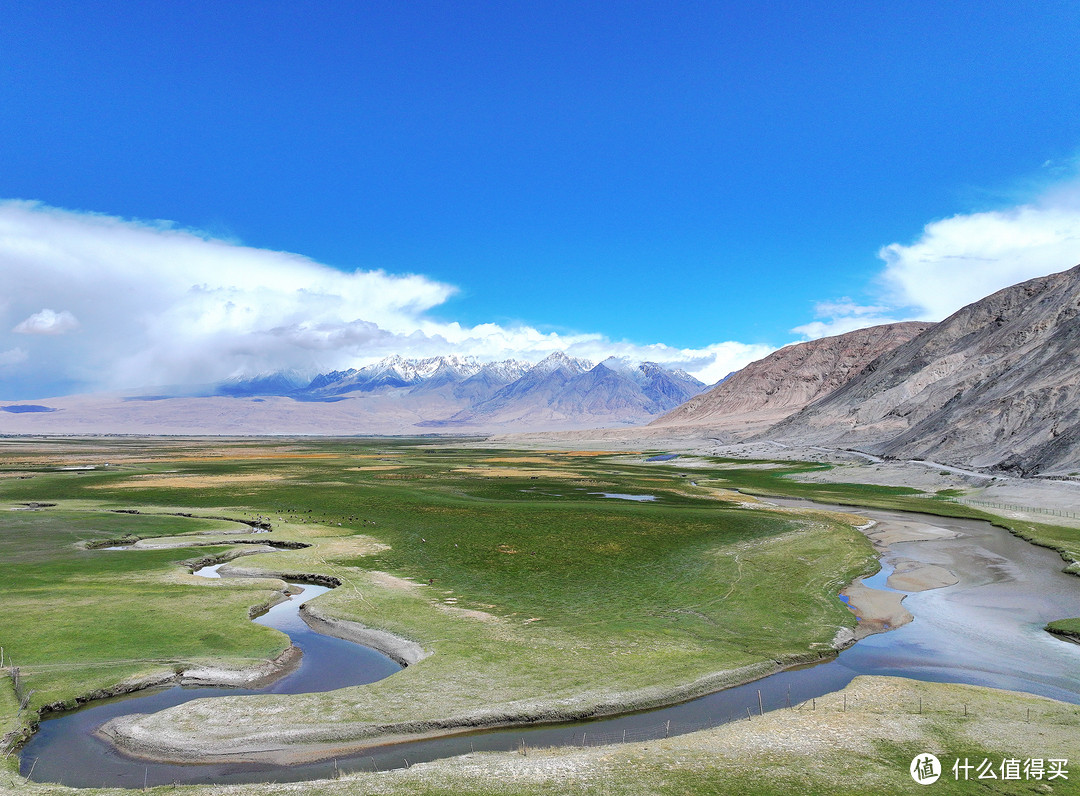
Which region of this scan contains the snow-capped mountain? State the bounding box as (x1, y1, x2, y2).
(423, 355, 706, 429)
(12, 353, 706, 435)
(303, 355, 499, 396)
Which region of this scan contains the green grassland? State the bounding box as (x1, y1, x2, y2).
(0, 508, 290, 722)
(0, 439, 877, 758)
(2, 437, 1079, 793)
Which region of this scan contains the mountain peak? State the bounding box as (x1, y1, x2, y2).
(530, 351, 593, 375)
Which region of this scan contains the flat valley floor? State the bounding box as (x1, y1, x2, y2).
(1, 436, 1079, 795)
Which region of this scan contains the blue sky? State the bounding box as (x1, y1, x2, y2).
(2, 2, 1080, 397)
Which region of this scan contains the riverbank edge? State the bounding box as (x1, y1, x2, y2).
(299, 602, 429, 667)
(95, 650, 836, 766)
(1045, 622, 1080, 645)
(210, 560, 431, 667)
(1, 544, 302, 754)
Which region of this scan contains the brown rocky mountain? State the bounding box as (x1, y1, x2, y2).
(649, 321, 932, 439)
(763, 264, 1080, 475)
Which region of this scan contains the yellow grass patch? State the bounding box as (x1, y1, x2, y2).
(451, 467, 583, 479)
(481, 457, 556, 464)
(173, 452, 339, 462)
(541, 450, 640, 457)
(90, 473, 285, 489)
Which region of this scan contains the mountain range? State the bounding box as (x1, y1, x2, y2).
(0, 353, 706, 435)
(5, 264, 1080, 476)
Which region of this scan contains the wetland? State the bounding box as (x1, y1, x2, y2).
(2, 437, 1079, 793)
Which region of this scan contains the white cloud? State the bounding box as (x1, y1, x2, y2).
(0, 347, 28, 366)
(0, 201, 767, 395)
(13, 308, 80, 335)
(795, 179, 1080, 339)
(878, 192, 1080, 319)
(792, 298, 905, 340)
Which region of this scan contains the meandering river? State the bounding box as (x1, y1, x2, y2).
(21, 502, 1080, 788)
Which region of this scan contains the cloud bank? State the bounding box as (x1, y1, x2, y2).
(0, 201, 768, 397)
(795, 181, 1080, 339)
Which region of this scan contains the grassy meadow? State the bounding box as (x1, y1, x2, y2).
(1, 437, 1079, 794)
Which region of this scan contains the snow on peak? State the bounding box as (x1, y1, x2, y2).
(364, 355, 483, 382)
(597, 356, 638, 376)
(479, 359, 533, 381)
(530, 351, 593, 375)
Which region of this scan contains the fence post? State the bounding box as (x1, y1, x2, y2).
(757, 689, 764, 716)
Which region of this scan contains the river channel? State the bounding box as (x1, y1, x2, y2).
(21, 501, 1080, 788)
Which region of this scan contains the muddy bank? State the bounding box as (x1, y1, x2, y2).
(299, 602, 428, 667)
(838, 580, 911, 640)
(824, 512, 961, 641)
(217, 561, 337, 586)
(1046, 624, 1080, 645)
(178, 646, 303, 688)
(97, 653, 828, 765)
(36, 645, 304, 727)
(887, 560, 959, 591)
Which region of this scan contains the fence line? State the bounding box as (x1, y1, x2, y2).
(960, 499, 1080, 520)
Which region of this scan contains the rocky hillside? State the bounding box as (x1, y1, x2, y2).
(649, 322, 932, 439)
(764, 265, 1080, 475)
